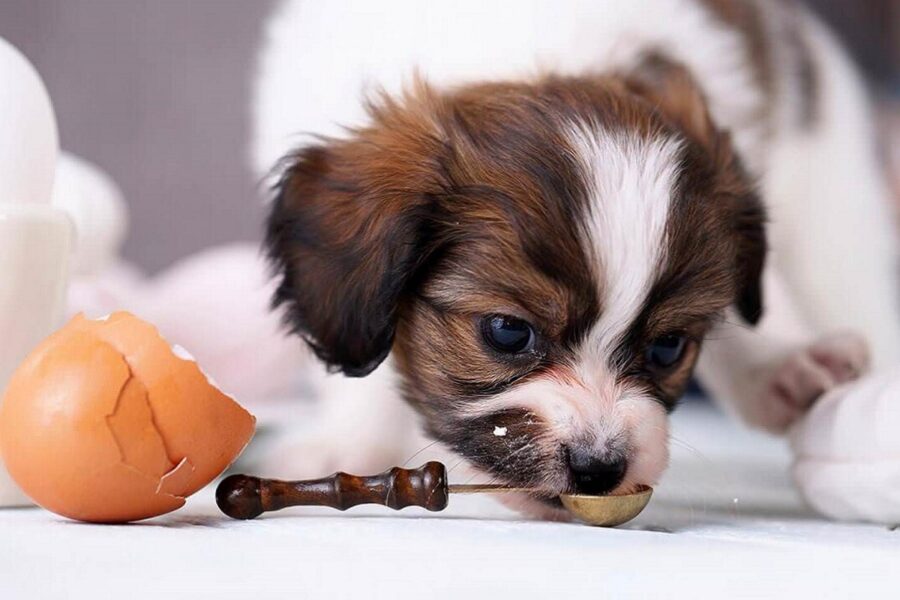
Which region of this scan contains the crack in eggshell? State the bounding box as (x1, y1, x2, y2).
(116, 463, 187, 506)
(105, 375, 175, 478)
(157, 457, 195, 498)
(102, 361, 141, 464)
(104, 347, 195, 499)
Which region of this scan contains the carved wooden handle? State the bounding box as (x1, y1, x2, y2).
(216, 462, 450, 520)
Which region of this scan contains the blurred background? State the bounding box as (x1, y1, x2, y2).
(0, 0, 897, 273)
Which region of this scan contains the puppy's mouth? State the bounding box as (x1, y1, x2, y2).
(435, 410, 655, 509)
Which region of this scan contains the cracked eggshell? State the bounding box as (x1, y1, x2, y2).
(0, 312, 255, 523)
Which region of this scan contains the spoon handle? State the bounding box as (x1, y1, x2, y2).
(216, 462, 449, 519)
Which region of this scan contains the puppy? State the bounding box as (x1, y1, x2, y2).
(255, 0, 899, 517)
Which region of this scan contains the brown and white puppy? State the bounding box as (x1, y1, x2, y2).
(255, 0, 897, 516)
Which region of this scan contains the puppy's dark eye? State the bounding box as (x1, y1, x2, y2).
(645, 335, 687, 370)
(481, 315, 535, 354)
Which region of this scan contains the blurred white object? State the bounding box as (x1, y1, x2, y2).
(54, 151, 145, 319)
(52, 153, 128, 275)
(64, 236, 309, 405)
(0, 37, 73, 506)
(0, 38, 57, 206)
(51, 137, 308, 406)
(126, 244, 309, 403)
(68, 243, 309, 404)
(790, 370, 900, 523)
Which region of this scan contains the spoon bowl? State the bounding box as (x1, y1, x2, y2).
(559, 485, 653, 526)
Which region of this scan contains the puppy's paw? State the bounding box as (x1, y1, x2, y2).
(753, 332, 869, 433)
(258, 432, 403, 480)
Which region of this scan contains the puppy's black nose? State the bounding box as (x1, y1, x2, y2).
(567, 448, 626, 495)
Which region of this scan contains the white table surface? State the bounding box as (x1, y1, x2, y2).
(2, 402, 898, 600)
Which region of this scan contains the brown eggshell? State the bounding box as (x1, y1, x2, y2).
(0, 312, 256, 523)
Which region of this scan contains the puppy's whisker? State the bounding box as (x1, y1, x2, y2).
(447, 456, 470, 475)
(667, 435, 708, 459)
(667, 432, 729, 481)
(401, 439, 441, 466)
(460, 441, 536, 486)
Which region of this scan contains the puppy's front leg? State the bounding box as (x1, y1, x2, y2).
(696, 269, 869, 433)
(259, 358, 422, 478)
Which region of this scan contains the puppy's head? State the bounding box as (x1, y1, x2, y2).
(266, 61, 765, 508)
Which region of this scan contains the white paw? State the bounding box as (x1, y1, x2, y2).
(751, 332, 869, 433)
(256, 359, 419, 479)
(257, 432, 404, 480)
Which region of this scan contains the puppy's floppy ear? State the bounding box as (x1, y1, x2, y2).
(731, 198, 766, 324)
(625, 52, 767, 325)
(265, 90, 447, 376)
(623, 52, 721, 156)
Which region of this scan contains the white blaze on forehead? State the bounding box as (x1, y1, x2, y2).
(567, 125, 684, 371)
(452, 127, 681, 490)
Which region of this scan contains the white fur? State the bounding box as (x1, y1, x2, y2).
(252, 0, 764, 178)
(253, 0, 900, 494)
(568, 126, 682, 369)
(696, 6, 900, 431)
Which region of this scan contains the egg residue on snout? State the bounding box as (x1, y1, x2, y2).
(0, 312, 256, 523)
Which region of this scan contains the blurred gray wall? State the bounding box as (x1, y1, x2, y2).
(812, 0, 898, 88)
(0, 0, 274, 273)
(0, 0, 894, 273)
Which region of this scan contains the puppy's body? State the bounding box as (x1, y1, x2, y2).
(255, 0, 899, 513)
